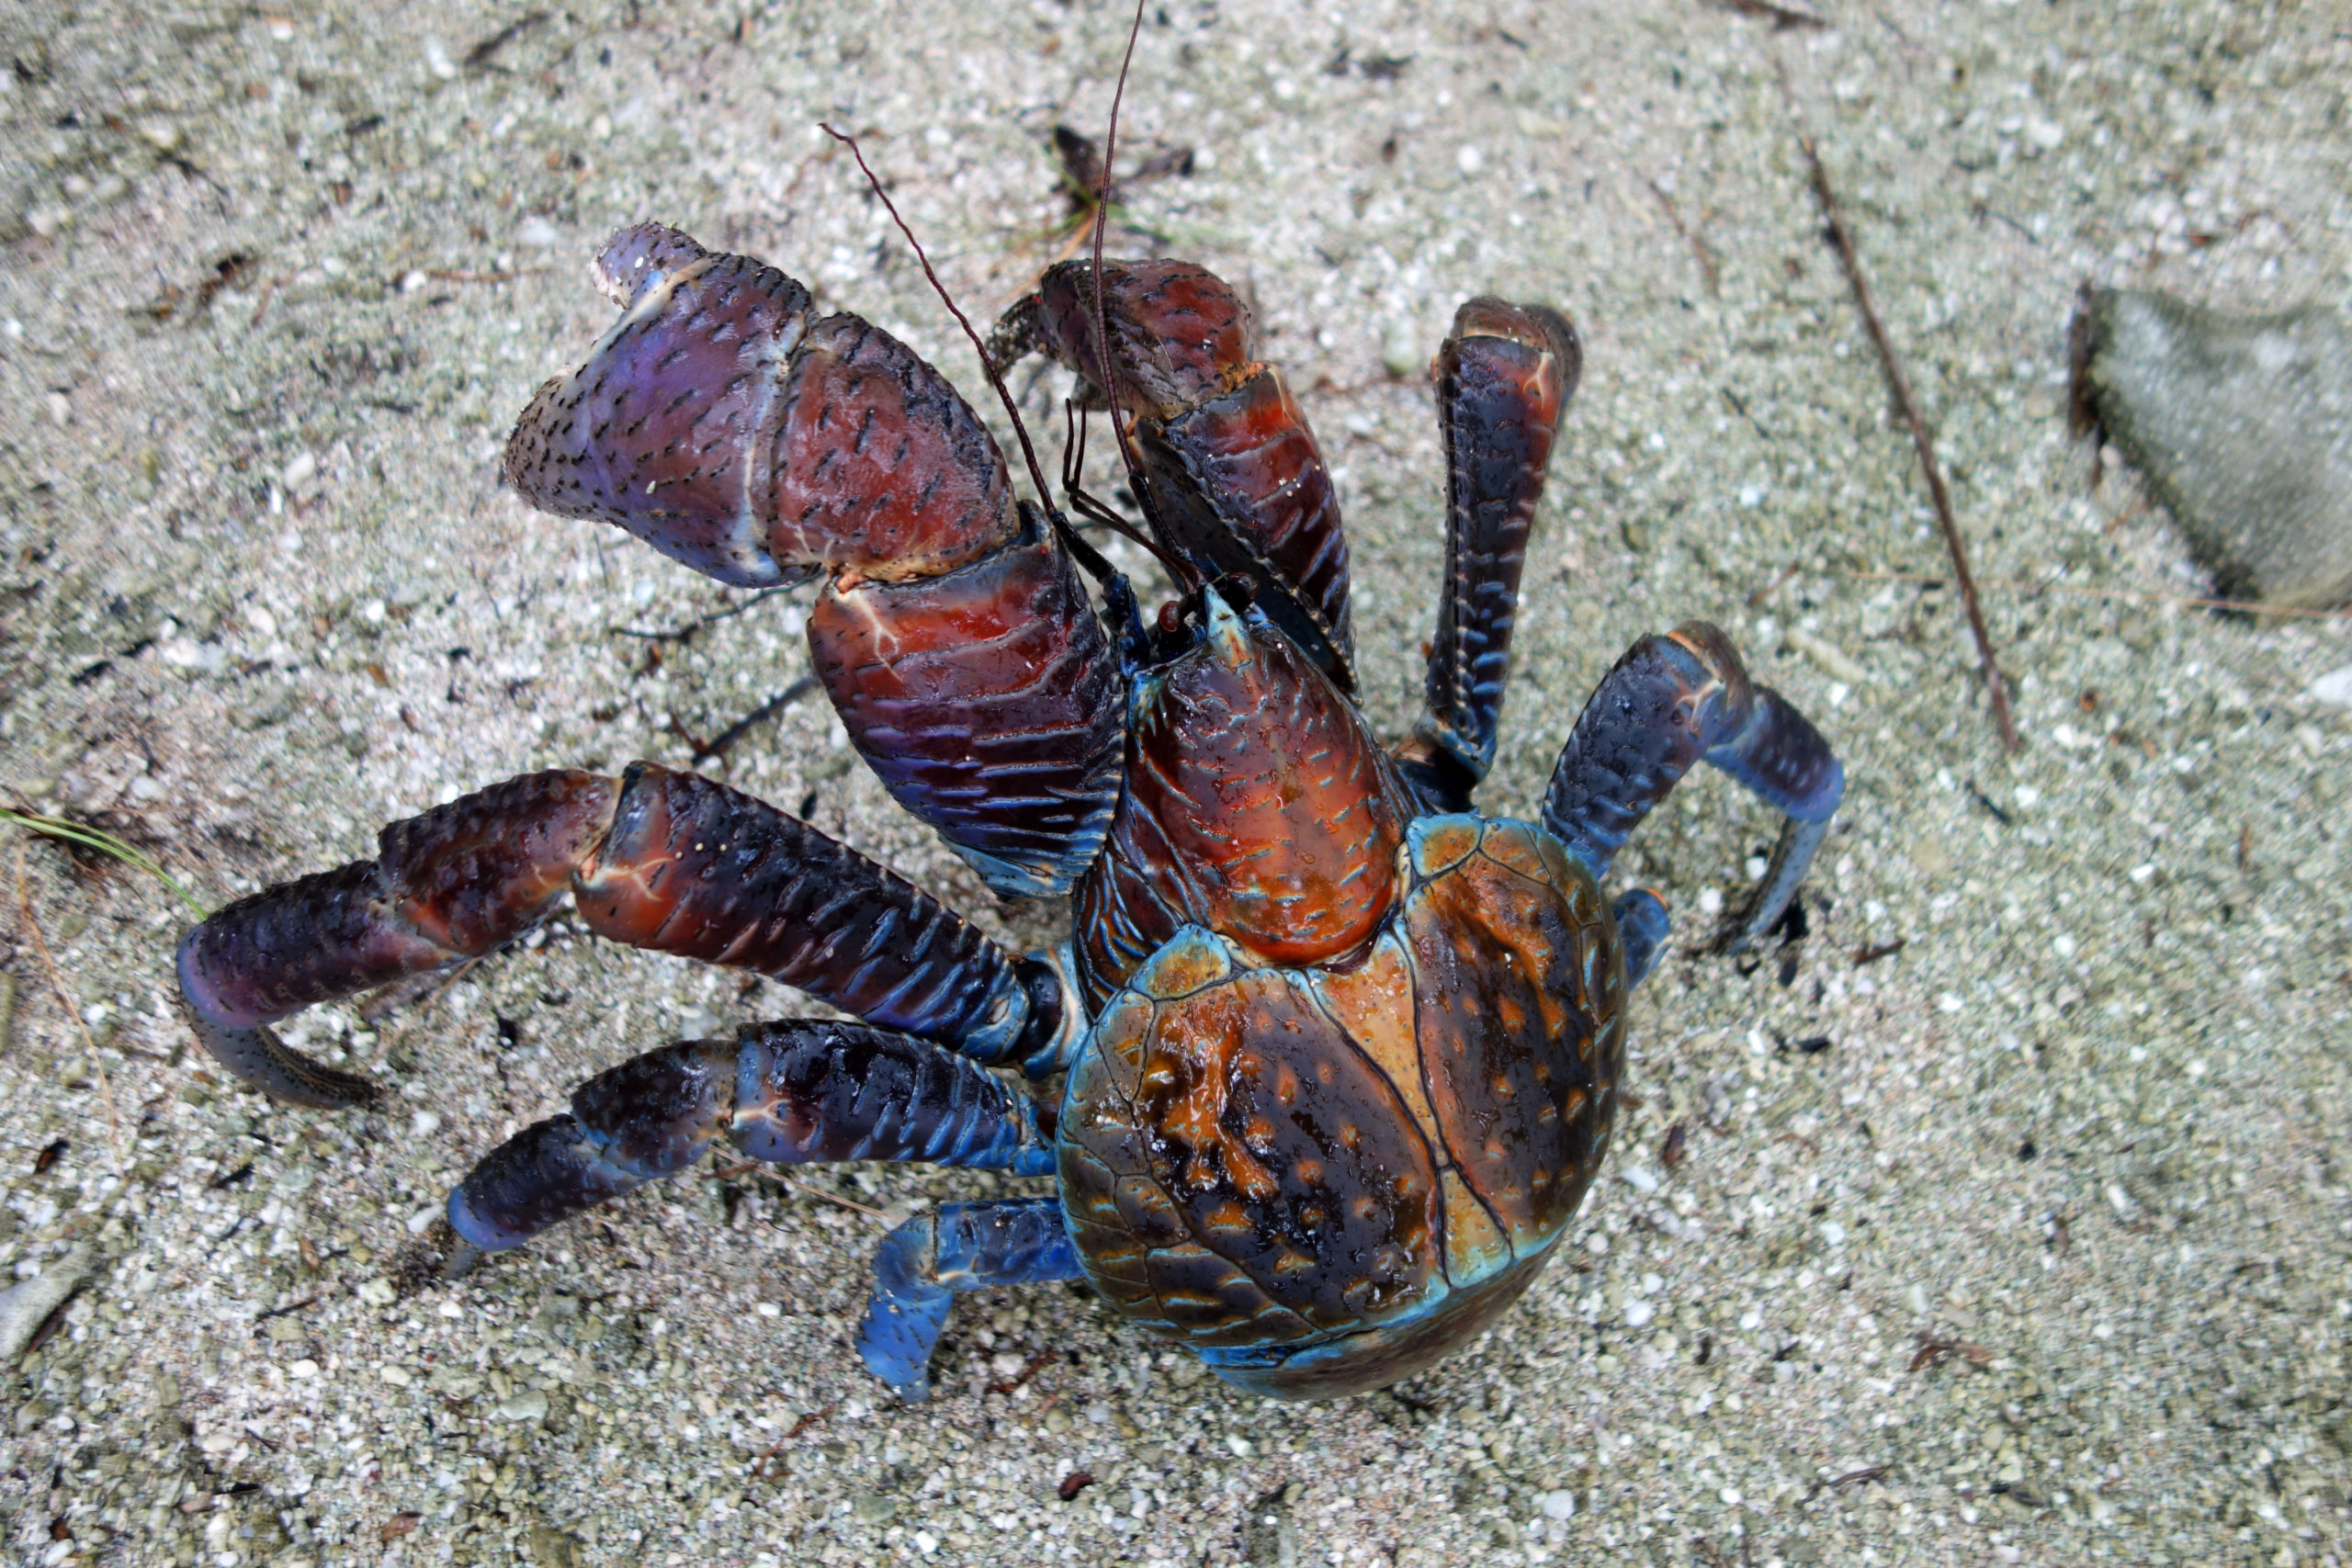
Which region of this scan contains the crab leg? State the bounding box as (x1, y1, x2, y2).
(992, 259, 1356, 685)
(860, 1199, 1080, 1401)
(1394, 298, 1581, 810)
(447, 1021, 1057, 1250)
(177, 763, 1060, 1110)
(1544, 622, 1844, 955)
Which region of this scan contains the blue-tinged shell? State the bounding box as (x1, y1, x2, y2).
(1057, 815, 1627, 1396)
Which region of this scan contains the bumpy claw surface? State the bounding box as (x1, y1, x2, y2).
(508, 225, 1125, 898)
(999, 258, 1356, 682)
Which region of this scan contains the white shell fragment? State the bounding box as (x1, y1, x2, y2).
(0, 1242, 99, 1360)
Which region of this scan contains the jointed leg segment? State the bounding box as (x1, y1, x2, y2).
(447, 1019, 1057, 1251)
(178, 762, 1058, 1109)
(860, 1200, 1081, 1400)
(1545, 623, 1844, 958)
(1397, 299, 1582, 810)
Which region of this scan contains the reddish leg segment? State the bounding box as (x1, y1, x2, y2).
(177, 764, 1059, 1109)
(1394, 299, 1581, 811)
(993, 259, 1355, 686)
(507, 226, 1123, 898)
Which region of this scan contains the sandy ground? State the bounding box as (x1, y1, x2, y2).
(2, 1, 2350, 1564)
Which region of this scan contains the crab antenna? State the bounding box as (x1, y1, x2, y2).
(820, 123, 1064, 522)
(1089, 0, 1152, 492)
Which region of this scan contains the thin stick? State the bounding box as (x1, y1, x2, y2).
(14, 842, 124, 1171)
(1645, 178, 1720, 296)
(1089, 0, 1154, 494)
(818, 125, 1061, 521)
(1845, 569, 2351, 623)
(1798, 136, 2020, 754)
(795, 1182, 892, 1223)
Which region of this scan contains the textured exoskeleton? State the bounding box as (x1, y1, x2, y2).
(175, 223, 1843, 1400)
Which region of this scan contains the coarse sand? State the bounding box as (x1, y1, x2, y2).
(2, 3, 2348, 1565)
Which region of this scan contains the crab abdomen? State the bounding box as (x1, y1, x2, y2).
(1058, 816, 1626, 1397)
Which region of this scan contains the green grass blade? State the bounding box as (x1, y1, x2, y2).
(0, 808, 208, 917)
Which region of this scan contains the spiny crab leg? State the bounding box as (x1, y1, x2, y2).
(176, 763, 1061, 1110)
(449, 1020, 1060, 1251)
(1396, 298, 1582, 809)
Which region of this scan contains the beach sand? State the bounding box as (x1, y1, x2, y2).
(2, 2, 2347, 1563)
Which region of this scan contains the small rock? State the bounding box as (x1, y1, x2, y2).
(430, 1367, 483, 1398)
(0, 1243, 98, 1359)
(1785, 626, 1870, 685)
(1380, 320, 1421, 379)
(2308, 665, 2352, 707)
(518, 216, 562, 249)
(1909, 838, 1954, 877)
(526, 1524, 581, 1568)
(497, 1389, 549, 1424)
(850, 1492, 897, 1525)
(2073, 288, 2352, 609)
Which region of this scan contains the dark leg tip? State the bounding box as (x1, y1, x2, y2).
(1612, 888, 1671, 989)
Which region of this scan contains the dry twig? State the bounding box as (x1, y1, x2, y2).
(13, 842, 124, 1170)
(1795, 135, 2020, 753)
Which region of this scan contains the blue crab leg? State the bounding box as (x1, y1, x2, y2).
(859, 1200, 1080, 1402)
(1396, 299, 1581, 811)
(177, 763, 1063, 1110)
(1613, 888, 1672, 989)
(447, 1021, 1058, 1252)
(1544, 622, 1844, 956)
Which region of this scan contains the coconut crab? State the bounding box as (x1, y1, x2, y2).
(173, 213, 1842, 1400)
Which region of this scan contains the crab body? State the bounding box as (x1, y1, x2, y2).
(175, 220, 1844, 1401)
(1065, 810, 1623, 1397)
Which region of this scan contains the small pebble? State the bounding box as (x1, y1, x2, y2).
(498, 1390, 549, 1423)
(2308, 665, 2352, 707)
(1381, 321, 1421, 379)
